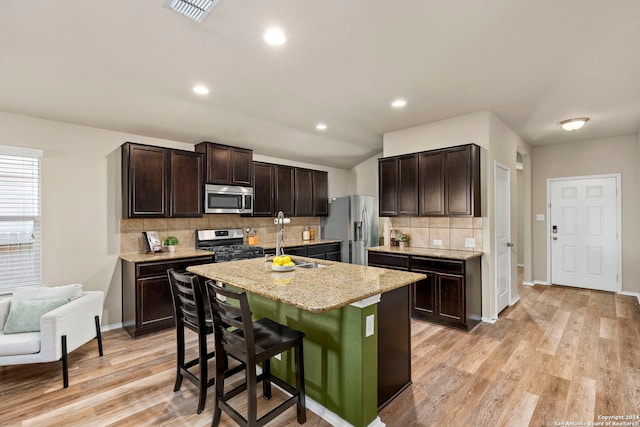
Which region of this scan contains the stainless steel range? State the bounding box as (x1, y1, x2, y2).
(196, 228, 264, 262)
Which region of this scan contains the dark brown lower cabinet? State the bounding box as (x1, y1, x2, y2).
(122, 255, 214, 338)
(411, 256, 481, 330)
(264, 242, 341, 260)
(377, 284, 411, 410)
(369, 251, 482, 331)
(367, 251, 412, 409)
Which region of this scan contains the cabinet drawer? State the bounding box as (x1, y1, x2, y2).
(136, 256, 213, 278)
(411, 256, 464, 275)
(307, 243, 341, 256)
(284, 246, 307, 256)
(368, 252, 410, 269)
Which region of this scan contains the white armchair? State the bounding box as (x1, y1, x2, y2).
(0, 290, 104, 388)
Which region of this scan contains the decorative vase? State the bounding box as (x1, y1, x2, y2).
(168, 245, 176, 253)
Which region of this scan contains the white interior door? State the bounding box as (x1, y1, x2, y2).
(495, 163, 511, 314)
(549, 175, 619, 291)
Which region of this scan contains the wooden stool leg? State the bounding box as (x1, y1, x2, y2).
(197, 329, 208, 414)
(262, 359, 272, 400)
(247, 366, 258, 427)
(211, 355, 225, 427)
(295, 341, 306, 423)
(174, 326, 184, 392)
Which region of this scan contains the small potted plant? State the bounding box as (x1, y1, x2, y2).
(164, 236, 179, 253)
(398, 233, 409, 248)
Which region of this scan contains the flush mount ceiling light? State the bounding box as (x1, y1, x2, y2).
(164, 0, 220, 23)
(193, 85, 209, 95)
(315, 123, 327, 131)
(558, 117, 590, 131)
(391, 99, 407, 108)
(264, 28, 286, 46)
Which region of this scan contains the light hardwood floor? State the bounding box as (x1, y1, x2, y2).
(2, 274, 639, 426)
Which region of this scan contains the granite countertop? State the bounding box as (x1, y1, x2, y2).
(119, 249, 214, 263)
(367, 245, 483, 260)
(188, 257, 425, 314)
(258, 238, 342, 250)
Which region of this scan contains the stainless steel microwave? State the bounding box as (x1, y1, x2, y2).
(204, 184, 253, 215)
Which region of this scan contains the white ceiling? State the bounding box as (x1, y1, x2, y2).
(1, 1, 639, 169)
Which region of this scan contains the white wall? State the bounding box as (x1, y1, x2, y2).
(530, 134, 640, 293)
(383, 111, 491, 155)
(0, 112, 354, 326)
(350, 152, 382, 196)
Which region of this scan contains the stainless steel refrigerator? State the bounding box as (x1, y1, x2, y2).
(320, 195, 378, 265)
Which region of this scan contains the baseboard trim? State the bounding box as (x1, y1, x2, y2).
(272, 377, 385, 427)
(510, 295, 520, 305)
(522, 281, 535, 287)
(101, 322, 123, 332)
(619, 290, 640, 304)
(481, 316, 497, 324)
(533, 280, 550, 286)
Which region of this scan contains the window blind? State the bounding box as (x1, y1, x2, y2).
(0, 145, 43, 292)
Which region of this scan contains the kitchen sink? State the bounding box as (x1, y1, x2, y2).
(294, 262, 327, 269)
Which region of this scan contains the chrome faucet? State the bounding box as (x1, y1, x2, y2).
(275, 210, 286, 256)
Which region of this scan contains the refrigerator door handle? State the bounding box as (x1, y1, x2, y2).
(362, 207, 369, 243)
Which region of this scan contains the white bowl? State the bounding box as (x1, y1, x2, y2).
(271, 264, 295, 272)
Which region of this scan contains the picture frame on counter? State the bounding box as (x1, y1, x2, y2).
(142, 231, 162, 253)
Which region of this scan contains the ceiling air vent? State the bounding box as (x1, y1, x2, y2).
(164, 0, 221, 23)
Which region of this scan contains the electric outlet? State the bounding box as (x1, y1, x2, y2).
(274, 353, 282, 361)
(433, 239, 443, 246)
(465, 238, 476, 248)
(365, 315, 375, 337)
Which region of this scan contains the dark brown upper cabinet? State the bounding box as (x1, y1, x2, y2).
(378, 154, 419, 217)
(398, 154, 419, 215)
(122, 142, 203, 218)
(443, 144, 480, 216)
(169, 150, 204, 217)
(275, 165, 295, 216)
(381, 143, 480, 218)
(195, 142, 253, 186)
(294, 168, 314, 216)
(312, 170, 329, 216)
(378, 157, 399, 216)
(252, 162, 328, 217)
(252, 161, 275, 217)
(418, 151, 445, 216)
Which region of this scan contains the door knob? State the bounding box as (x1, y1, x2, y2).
(552, 237, 557, 240)
(506, 242, 514, 247)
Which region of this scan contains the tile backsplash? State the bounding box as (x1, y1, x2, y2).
(383, 217, 483, 251)
(120, 215, 320, 254)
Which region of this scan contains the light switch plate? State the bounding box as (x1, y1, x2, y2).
(465, 238, 476, 248)
(365, 315, 375, 337)
(433, 239, 443, 246)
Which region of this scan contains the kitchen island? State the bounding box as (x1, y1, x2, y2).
(188, 257, 425, 427)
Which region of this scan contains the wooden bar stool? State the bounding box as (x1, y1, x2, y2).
(205, 280, 307, 427)
(167, 269, 215, 413)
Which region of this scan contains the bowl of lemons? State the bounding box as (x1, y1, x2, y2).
(271, 255, 296, 271)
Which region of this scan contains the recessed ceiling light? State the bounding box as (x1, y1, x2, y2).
(391, 99, 407, 108)
(557, 117, 589, 131)
(315, 123, 327, 131)
(264, 28, 286, 46)
(193, 85, 209, 95)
